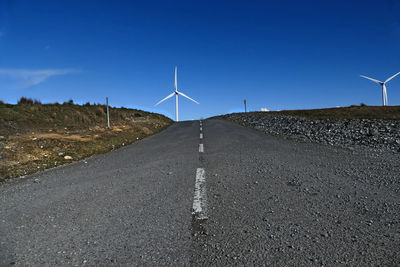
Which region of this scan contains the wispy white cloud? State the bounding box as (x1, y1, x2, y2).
(0, 68, 78, 88)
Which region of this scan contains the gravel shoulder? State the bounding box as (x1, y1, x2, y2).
(219, 112, 400, 153)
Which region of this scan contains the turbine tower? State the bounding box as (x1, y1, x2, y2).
(360, 72, 400, 106)
(155, 67, 199, 121)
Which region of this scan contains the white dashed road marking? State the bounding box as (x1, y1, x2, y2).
(193, 121, 207, 219)
(199, 144, 204, 153)
(192, 168, 208, 219)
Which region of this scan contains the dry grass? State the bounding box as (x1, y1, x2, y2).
(0, 101, 173, 180)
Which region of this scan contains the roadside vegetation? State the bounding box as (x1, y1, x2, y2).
(0, 98, 173, 180)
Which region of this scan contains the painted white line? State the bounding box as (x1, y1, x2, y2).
(200, 127, 202, 131)
(200, 133, 203, 139)
(199, 143, 204, 153)
(192, 168, 208, 219)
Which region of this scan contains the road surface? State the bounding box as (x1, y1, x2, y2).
(1, 119, 399, 266)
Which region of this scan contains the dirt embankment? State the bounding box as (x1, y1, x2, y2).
(0, 102, 173, 180)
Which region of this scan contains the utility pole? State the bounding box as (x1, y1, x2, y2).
(106, 97, 110, 129)
(244, 99, 247, 113)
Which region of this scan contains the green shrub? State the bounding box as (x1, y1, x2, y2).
(17, 97, 41, 105)
(18, 97, 34, 105)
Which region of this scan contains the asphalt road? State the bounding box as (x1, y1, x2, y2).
(1, 119, 399, 266)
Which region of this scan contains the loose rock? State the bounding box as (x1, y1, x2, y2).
(221, 113, 400, 153)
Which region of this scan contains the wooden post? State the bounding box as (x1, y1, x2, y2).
(244, 99, 247, 113)
(106, 97, 110, 128)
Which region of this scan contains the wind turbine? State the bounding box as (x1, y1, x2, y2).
(360, 72, 400, 106)
(155, 67, 199, 121)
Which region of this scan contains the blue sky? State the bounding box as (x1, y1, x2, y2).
(0, 0, 399, 120)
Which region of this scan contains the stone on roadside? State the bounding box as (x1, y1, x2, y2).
(64, 155, 73, 160)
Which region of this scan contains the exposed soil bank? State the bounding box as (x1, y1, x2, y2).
(0, 102, 173, 180)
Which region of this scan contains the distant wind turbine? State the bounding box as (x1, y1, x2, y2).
(155, 67, 199, 121)
(360, 72, 400, 106)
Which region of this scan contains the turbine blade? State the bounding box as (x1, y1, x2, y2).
(360, 75, 383, 84)
(155, 92, 175, 106)
(178, 91, 199, 104)
(385, 72, 400, 83)
(175, 67, 177, 90)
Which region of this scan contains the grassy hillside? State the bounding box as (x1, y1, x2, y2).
(0, 99, 173, 180)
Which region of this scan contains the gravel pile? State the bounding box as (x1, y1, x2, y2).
(221, 113, 400, 153)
